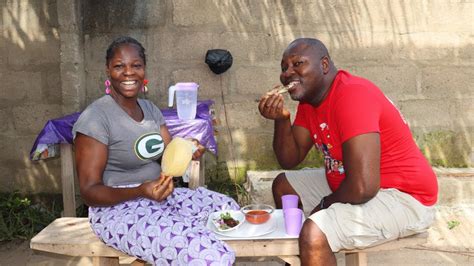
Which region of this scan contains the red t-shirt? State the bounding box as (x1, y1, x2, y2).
(293, 70, 438, 206)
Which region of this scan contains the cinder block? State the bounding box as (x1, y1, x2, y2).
(174, 0, 301, 27)
(0, 71, 42, 101)
(332, 44, 395, 64)
(349, 64, 419, 100)
(398, 99, 455, 129)
(42, 68, 62, 104)
(215, 101, 270, 130)
(455, 98, 474, 126)
(59, 33, 85, 63)
(11, 159, 62, 194)
(216, 130, 277, 168)
(437, 176, 474, 206)
(7, 37, 59, 67)
(0, 166, 17, 193)
(84, 35, 115, 68)
(234, 66, 281, 96)
(0, 109, 12, 133)
(171, 68, 229, 99)
(421, 67, 474, 99)
(12, 104, 62, 134)
(0, 135, 40, 168)
(153, 31, 214, 62)
(246, 168, 325, 205)
(459, 43, 474, 61)
(83, 0, 165, 32)
(173, 0, 222, 27)
(0, 28, 5, 66)
(211, 32, 275, 63)
(413, 130, 471, 167)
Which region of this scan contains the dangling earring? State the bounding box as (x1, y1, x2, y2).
(105, 80, 111, 95)
(142, 79, 149, 93)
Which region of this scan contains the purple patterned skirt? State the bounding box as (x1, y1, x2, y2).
(89, 187, 240, 265)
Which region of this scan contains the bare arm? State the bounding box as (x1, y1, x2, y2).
(75, 124, 174, 207)
(311, 133, 381, 213)
(258, 92, 313, 169)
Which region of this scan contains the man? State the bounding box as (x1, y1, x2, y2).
(258, 38, 437, 265)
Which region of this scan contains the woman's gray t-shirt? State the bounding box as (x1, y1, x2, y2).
(72, 95, 166, 187)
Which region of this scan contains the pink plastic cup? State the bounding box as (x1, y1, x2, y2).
(281, 194, 299, 210)
(283, 207, 303, 236)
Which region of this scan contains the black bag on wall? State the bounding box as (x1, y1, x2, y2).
(205, 49, 233, 75)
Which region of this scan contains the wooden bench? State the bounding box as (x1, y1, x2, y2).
(34, 149, 428, 265)
(30, 217, 427, 266)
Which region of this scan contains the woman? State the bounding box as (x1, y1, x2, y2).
(73, 36, 238, 265)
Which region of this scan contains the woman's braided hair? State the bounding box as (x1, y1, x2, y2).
(105, 36, 146, 65)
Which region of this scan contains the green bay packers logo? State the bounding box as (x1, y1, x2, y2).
(134, 133, 164, 160)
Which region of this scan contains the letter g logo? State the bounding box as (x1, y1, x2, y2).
(134, 133, 164, 160)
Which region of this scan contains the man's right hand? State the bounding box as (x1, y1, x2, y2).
(258, 88, 291, 121)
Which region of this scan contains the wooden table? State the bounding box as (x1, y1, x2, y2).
(31, 215, 427, 266)
(30, 217, 300, 265)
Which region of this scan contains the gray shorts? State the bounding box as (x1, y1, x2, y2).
(285, 169, 436, 252)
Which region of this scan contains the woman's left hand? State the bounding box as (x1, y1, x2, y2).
(190, 139, 206, 160)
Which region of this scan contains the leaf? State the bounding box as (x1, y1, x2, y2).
(447, 220, 460, 230)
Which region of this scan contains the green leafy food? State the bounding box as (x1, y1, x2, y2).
(215, 212, 240, 230)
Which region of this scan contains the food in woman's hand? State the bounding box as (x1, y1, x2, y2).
(161, 137, 193, 176)
(215, 212, 240, 230)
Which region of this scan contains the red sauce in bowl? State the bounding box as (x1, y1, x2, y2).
(245, 210, 270, 224)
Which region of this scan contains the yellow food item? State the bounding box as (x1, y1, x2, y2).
(161, 137, 193, 177)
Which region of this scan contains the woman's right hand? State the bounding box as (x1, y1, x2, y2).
(141, 174, 174, 202)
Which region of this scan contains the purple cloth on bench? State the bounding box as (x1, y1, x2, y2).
(30, 100, 217, 160)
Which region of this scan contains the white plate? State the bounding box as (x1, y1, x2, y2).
(208, 211, 277, 238)
(210, 210, 245, 232)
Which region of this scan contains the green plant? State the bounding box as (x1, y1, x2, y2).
(447, 220, 460, 230)
(0, 191, 60, 241)
(207, 179, 250, 206)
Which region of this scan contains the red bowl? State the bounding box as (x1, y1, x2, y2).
(241, 204, 274, 224)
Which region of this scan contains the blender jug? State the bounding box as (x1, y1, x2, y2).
(168, 82, 199, 120)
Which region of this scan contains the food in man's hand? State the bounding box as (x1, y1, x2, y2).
(274, 81, 298, 95)
(215, 212, 240, 230)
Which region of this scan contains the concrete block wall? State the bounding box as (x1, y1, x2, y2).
(0, 0, 63, 193)
(1, 0, 473, 193)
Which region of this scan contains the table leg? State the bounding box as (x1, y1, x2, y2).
(60, 143, 76, 217)
(345, 252, 367, 266)
(278, 255, 301, 265)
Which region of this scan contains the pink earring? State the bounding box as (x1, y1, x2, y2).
(142, 79, 149, 93)
(105, 80, 111, 94)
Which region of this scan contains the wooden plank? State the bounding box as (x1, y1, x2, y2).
(345, 252, 367, 266)
(60, 143, 76, 217)
(188, 160, 201, 189)
(199, 153, 206, 186)
(30, 218, 130, 257)
(226, 239, 299, 257)
(131, 259, 147, 266)
(92, 256, 120, 266)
